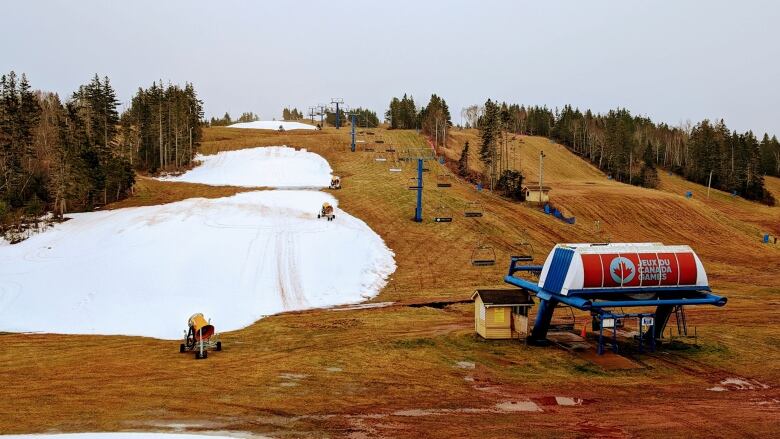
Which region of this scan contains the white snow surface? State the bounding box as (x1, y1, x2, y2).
(0, 191, 395, 340)
(158, 146, 332, 188)
(228, 120, 315, 130)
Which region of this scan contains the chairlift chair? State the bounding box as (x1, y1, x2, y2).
(433, 200, 453, 223)
(375, 152, 387, 162)
(511, 230, 534, 260)
(433, 197, 452, 223)
(464, 201, 484, 217)
(549, 304, 576, 332)
(471, 242, 496, 266)
(437, 173, 452, 188)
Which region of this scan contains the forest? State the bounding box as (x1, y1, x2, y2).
(0, 71, 203, 237)
(465, 101, 778, 205)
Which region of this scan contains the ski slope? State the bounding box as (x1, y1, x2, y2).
(0, 147, 395, 340)
(159, 146, 332, 188)
(228, 120, 315, 130)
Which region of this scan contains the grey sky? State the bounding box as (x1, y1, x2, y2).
(3, 1, 779, 135)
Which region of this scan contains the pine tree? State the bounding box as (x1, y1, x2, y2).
(639, 141, 659, 188)
(479, 99, 501, 185)
(458, 141, 470, 177)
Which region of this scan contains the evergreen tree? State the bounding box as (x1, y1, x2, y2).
(458, 141, 470, 177)
(639, 141, 659, 188)
(479, 99, 501, 184)
(419, 94, 452, 148)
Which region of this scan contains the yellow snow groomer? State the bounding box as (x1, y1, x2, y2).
(318, 202, 335, 221)
(330, 176, 341, 190)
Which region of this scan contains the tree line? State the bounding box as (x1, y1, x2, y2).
(322, 107, 379, 128)
(208, 111, 259, 126)
(466, 100, 776, 205)
(120, 81, 204, 173)
(552, 105, 774, 204)
(385, 94, 418, 129)
(0, 71, 204, 237)
(282, 107, 303, 120)
(385, 93, 452, 143)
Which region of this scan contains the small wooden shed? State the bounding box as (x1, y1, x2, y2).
(523, 183, 551, 204)
(472, 289, 534, 340)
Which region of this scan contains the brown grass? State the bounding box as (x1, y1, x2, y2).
(107, 176, 252, 209)
(1, 126, 779, 438)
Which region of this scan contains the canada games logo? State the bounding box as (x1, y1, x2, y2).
(609, 257, 636, 284)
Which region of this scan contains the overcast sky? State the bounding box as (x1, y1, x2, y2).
(3, 1, 779, 135)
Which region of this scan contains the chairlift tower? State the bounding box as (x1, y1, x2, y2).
(539, 150, 546, 197)
(308, 106, 317, 123)
(403, 148, 436, 222)
(331, 98, 344, 129)
(349, 112, 357, 152)
(316, 103, 327, 127)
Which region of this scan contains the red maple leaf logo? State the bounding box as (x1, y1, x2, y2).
(613, 260, 633, 280)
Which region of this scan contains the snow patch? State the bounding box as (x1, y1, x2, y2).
(555, 396, 583, 406)
(228, 120, 315, 131)
(158, 146, 332, 188)
(494, 401, 542, 412)
(0, 191, 396, 339)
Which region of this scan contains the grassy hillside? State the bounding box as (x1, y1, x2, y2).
(1, 126, 778, 438)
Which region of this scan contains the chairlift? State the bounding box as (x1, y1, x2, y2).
(464, 201, 483, 217)
(550, 305, 576, 332)
(386, 147, 396, 153)
(433, 201, 453, 223)
(376, 139, 385, 144)
(471, 242, 496, 266)
(437, 173, 452, 188)
(511, 229, 534, 260)
(375, 152, 387, 162)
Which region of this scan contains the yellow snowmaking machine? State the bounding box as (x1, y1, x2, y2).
(179, 313, 221, 359)
(318, 202, 335, 221)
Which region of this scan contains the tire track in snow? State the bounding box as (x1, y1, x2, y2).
(275, 230, 307, 309)
(239, 222, 273, 300)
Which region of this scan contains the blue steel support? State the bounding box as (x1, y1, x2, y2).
(335, 102, 340, 129)
(586, 293, 726, 308)
(414, 159, 423, 222)
(350, 114, 356, 152)
(529, 296, 557, 344)
(647, 304, 675, 343)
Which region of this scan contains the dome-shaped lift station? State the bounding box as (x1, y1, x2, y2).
(505, 243, 727, 353)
